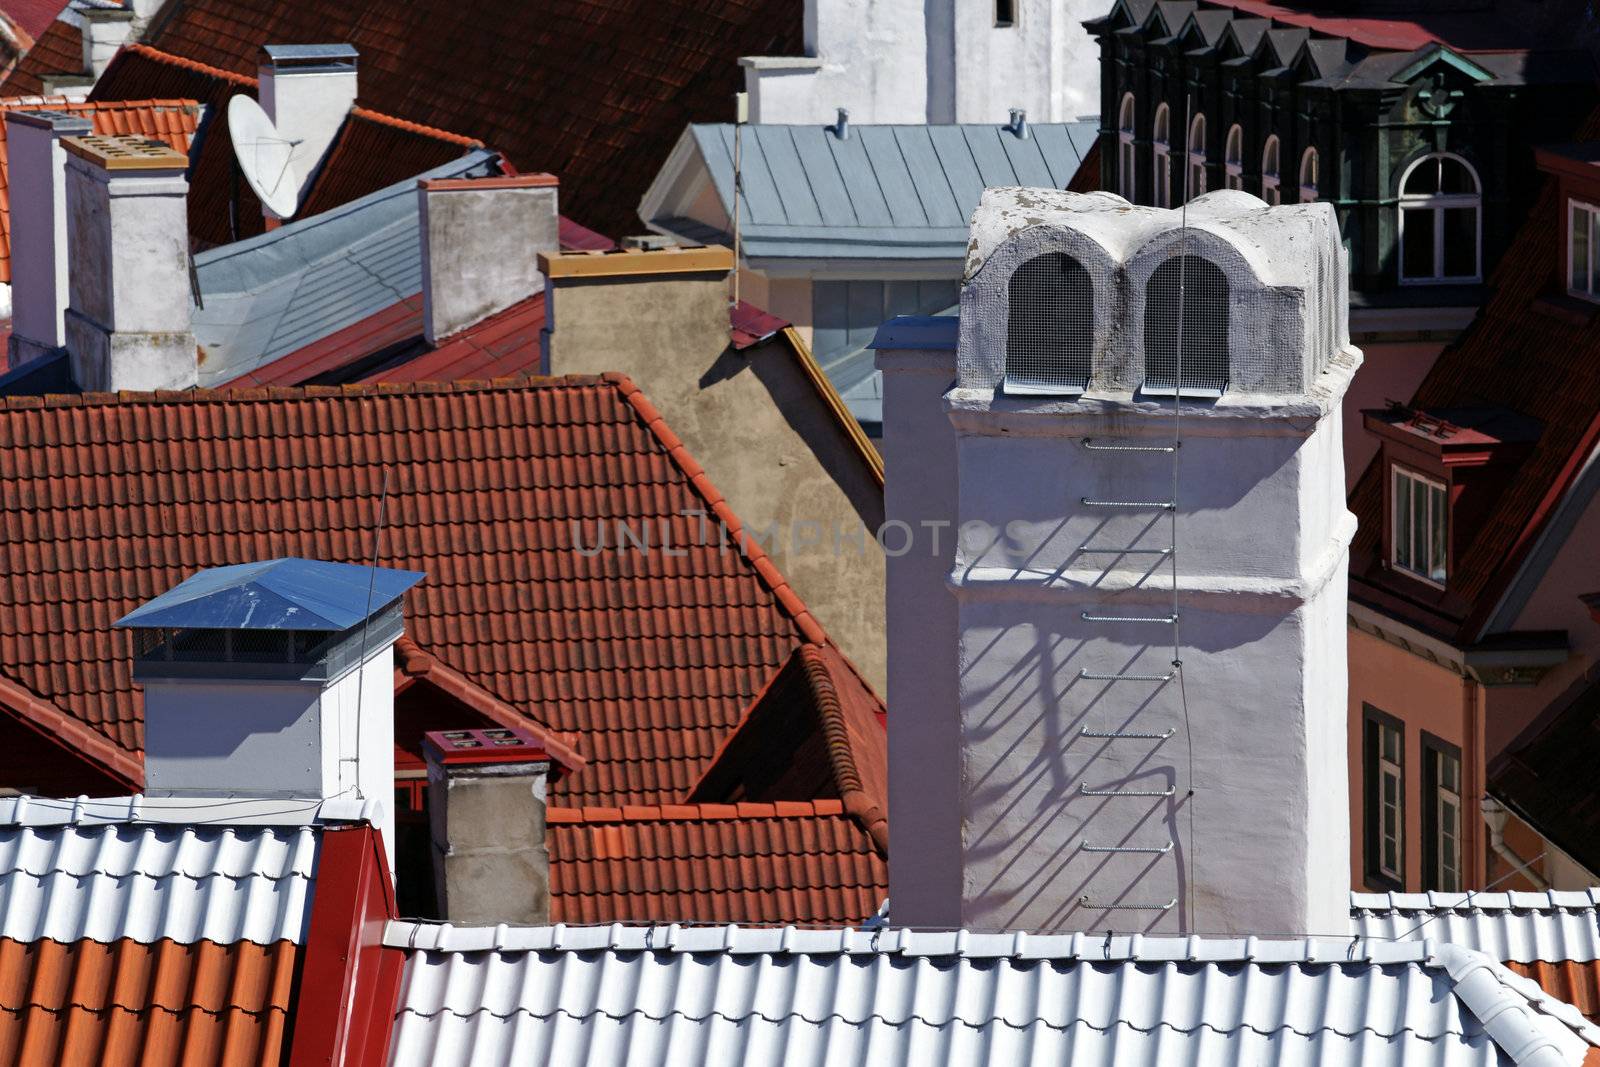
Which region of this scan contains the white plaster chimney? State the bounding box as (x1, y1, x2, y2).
(62, 134, 197, 392)
(115, 558, 425, 873)
(257, 44, 359, 209)
(881, 187, 1360, 936)
(6, 110, 92, 368)
(419, 173, 560, 344)
(81, 7, 134, 80)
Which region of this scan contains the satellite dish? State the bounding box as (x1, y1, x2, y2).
(228, 94, 300, 219)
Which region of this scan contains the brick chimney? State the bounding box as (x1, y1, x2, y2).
(420, 174, 560, 344)
(423, 728, 556, 925)
(61, 134, 196, 392)
(257, 44, 359, 210)
(115, 558, 426, 874)
(6, 110, 91, 367)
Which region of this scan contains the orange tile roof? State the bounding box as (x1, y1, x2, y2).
(1508, 960, 1600, 1025)
(0, 937, 297, 1066)
(547, 800, 887, 925)
(0, 375, 866, 806)
(0, 98, 201, 283)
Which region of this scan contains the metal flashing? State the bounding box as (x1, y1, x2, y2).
(114, 558, 425, 632)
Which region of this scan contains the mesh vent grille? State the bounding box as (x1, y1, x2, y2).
(1143, 255, 1229, 396)
(1004, 253, 1093, 395)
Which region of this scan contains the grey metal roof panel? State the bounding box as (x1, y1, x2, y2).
(114, 558, 426, 632)
(384, 921, 1600, 1067)
(665, 122, 1098, 261)
(191, 148, 497, 387)
(1351, 890, 1600, 964)
(868, 314, 960, 351)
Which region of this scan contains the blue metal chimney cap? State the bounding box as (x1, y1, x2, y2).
(115, 558, 425, 632)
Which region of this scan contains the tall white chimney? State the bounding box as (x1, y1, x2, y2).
(419, 173, 559, 344)
(115, 558, 425, 873)
(62, 134, 197, 392)
(6, 110, 92, 367)
(882, 188, 1359, 936)
(257, 44, 359, 210)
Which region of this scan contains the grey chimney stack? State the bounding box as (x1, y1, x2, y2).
(418, 173, 560, 344)
(6, 110, 91, 368)
(62, 134, 197, 392)
(257, 44, 359, 211)
(423, 728, 557, 925)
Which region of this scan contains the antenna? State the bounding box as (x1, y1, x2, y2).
(227, 94, 301, 220)
(350, 466, 392, 800)
(731, 91, 748, 312)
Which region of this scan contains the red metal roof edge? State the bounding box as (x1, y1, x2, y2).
(393, 635, 586, 773)
(604, 371, 829, 646)
(286, 823, 400, 1067)
(547, 799, 850, 823)
(348, 106, 483, 149)
(0, 670, 142, 786)
(419, 173, 555, 192)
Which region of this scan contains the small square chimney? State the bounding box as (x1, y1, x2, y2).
(257, 44, 359, 210)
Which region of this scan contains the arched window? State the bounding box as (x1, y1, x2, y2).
(1152, 104, 1171, 208)
(1117, 94, 1137, 201)
(1005, 252, 1094, 394)
(1143, 255, 1229, 396)
(1299, 147, 1319, 203)
(1224, 124, 1243, 191)
(1398, 152, 1481, 284)
(1261, 135, 1280, 205)
(1186, 113, 1207, 200)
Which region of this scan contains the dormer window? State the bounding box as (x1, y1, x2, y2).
(1005, 252, 1093, 394)
(1261, 135, 1281, 205)
(1143, 255, 1228, 396)
(1568, 199, 1600, 302)
(1391, 465, 1447, 586)
(1118, 94, 1137, 201)
(1152, 104, 1171, 208)
(1224, 124, 1243, 191)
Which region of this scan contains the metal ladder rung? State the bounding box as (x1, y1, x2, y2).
(1078, 896, 1177, 911)
(1083, 842, 1174, 855)
(1080, 727, 1175, 740)
(1082, 498, 1174, 509)
(1082, 439, 1178, 454)
(1076, 545, 1172, 555)
(1078, 669, 1174, 682)
(1080, 784, 1175, 797)
(1081, 612, 1179, 624)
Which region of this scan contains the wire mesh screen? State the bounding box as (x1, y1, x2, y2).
(1004, 252, 1093, 394)
(1143, 255, 1229, 396)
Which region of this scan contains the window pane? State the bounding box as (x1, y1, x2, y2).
(1383, 725, 1399, 764)
(1394, 474, 1412, 571)
(1441, 208, 1477, 278)
(1429, 482, 1447, 582)
(1402, 208, 1435, 279)
(1438, 157, 1473, 194)
(1572, 205, 1590, 292)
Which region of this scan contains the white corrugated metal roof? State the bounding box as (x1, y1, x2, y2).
(0, 794, 340, 946)
(383, 922, 1600, 1067)
(1351, 891, 1600, 964)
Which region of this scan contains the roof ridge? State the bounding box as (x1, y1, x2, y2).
(0, 374, 620, 412)
(348, 105, 483, 148)
(796, 644, 888, 854)
(0, 96, 201, 111)
(605, 372, 829, 646)
(546, 800, 849, 824)
(0, 671, 142, 785)
(122, 43, 257, 88)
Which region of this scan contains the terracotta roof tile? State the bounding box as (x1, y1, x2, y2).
(0, 937, 297, 1067)
(0, 376, 863, 806)
(116, 0, 801, 237)
(1507, 960, 1600, 1025)
(0, 98, 201, 283)
(546, 802, 885, 925)
(0, 16, 77, 97)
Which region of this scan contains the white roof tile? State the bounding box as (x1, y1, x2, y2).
(1351, 891, 1600, 963)
(383, 922, 1600, 1067)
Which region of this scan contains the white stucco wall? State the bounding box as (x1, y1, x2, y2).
(258, 65, 358, 207)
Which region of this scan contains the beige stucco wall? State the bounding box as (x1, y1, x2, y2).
(1340, 340, 1444, 491)
(545, 268, 887, 694)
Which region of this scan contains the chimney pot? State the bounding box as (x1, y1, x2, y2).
(6, 110, 92, 368)
(832, 107, 849, 139)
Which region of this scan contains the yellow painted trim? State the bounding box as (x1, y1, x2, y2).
(778, 326, 884, 487)
(540, 246, 734, 279)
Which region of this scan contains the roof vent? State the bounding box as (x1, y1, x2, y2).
(1008, 108, 1029, 139)
(831, 107, 849, 140)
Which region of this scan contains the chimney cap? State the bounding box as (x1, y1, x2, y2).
(5, 110, 93, 134)
(260, 43, 359, 69)
(115, 557, 425, 632)
(62, 135, 188, 172)
(424, 728, 560, 775)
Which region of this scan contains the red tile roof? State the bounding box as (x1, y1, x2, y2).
(294, 106, 483, 220)
(0, 0, 64, 42)
(1488, 669, 1600, 877)
(117, 0, 801, 239)
(0, 375, 869, 806)
(0, 15, 76, 97)
(0, 98, 201, 283)
(1349, 110, 1600, 641)
(1508, 960, 1600, 1025)
(1203, 0, 1556, 52)
(363, 294, 546, 385)
(0, 937, 298, 1066)
(546, 800, 886, 925)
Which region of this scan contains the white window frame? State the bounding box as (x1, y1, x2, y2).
(1398, 152, 1482, 286)
(1186, 112, 1207, 201)
(1152, 103, 1171, 208)
(1260, 134, 1280, 205)
(1431, 746, 1462, 893)
(1378, 726, 1403, 884)
(1567, 198, 1600, 302)
(1117, 93, 1138, 201)
(1224, 124, 1243, 190)
(1298, 146, 1319, 203)
(1391, 465, 1448, 587)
